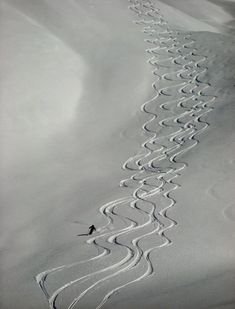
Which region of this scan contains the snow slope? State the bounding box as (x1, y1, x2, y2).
(0, 0, 235, 308)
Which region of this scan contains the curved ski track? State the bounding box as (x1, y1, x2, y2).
(35, 1, 216, 308)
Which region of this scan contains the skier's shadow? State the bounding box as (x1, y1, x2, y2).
(77, 225, 96, 237)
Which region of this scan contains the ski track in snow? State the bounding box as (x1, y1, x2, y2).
(35, 1, 216, 308)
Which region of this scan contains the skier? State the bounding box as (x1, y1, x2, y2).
(88, 225, 96, 235)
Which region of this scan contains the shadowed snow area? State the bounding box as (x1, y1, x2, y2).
(0, 0, 235, 309)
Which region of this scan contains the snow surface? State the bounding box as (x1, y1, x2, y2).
(0, 0, 235, 308)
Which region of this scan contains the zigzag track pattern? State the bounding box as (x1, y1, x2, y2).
(35, 1, 216, 308)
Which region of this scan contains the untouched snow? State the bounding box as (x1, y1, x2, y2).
(0, 1, 235, 309)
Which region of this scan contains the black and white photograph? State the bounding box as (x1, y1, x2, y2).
(1, 1, 235, 308)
